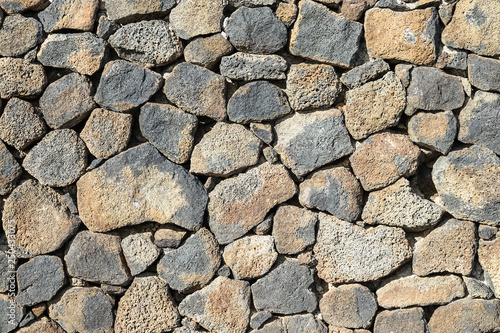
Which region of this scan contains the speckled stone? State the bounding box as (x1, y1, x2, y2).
(374, 308, 427, 333)
(408, 110, 457, 154)
(169, 0, 224, 40)
(0, 141, 22, 195)
(478, 237, 500, 298)
(185, 34, 234, 69)
(0, 57, 46, 99)
(272, 205, 317, 255)
(0, 14, 43, 57)
(102, 0, 175, 23)
(220, 52, 287, 81)
(121, 232, 160, 276)
(38, 0, 98, 32)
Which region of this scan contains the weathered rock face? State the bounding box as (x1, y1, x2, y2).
(185, 34, 233, 69)
(0, 57, 46, 99)
(102, 0, 175, 23)
(38, 0, 98, 32)
(0, 294, 24, 332)
(468, 54, 500, 92)
(341, 59, 390, 89)
(0, 141, 22, 195)
(121, 233, 160, 276)
(220, 53, 287, 81)
(0, 0, 48, 13)
(0, 14, 43, 57)
(18, 317, 66, 333)
(408, 110, 457, 154)
(373, 308, 427, 333)
(272, 205, 317, 255)
(170, 0, 224, 40)
(479, 237, 500, 298)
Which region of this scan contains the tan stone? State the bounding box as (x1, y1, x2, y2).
(341, 0, 375, 21)
(18, 317, 65, 333)
(478, 237, 500, 298)
(276, 2, 297, 27)
(408, 110, 457, 154)
(272, 205, 317, 255)
(373, 308, 427, 333)
(39, 0, 99, 32)
(169, 0, 224, 40)
(0, 0, 48, 13)
(0, 57, 46, 99)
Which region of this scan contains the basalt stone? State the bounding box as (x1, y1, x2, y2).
(250, 123, 273, 144)
(228, 0, 276, 7)
(18, 317, 65, 333)
(408, 110, 457, 154)
(0, 253, 12, 292)
(373, 308, 427, 333)
(154, 225, 187, 248)
(0, 58, 46, 99)
(341, 0, 376, 21)
(0, 15, 43, 57)
(435, 46, 468, 71)
(250, 312, 272, 330)
(220, 53, 287, 81)
(468, 55, 500, 93)
(0, 294, 23, 333)
(276, 2, 297, 27)
(96, 15, 119, 38)
(290, 0, 363, 68)
(170, 0, 224, 40)
(479, 225, 498, 240)
(77, 144, 208, 232)
(225, 6, 287, 54)
(272, 205, 317, 255)
(0, 141, 22, 195)
(95, 60, 163, 112)
(479, 237, 500, 298)
(185, 34, 234, 69)
(340, 58, 390, 89)
(38, 0, 98, 32)
(121, 233, 160, 276)
(103, 0, 175, 23)
(0, 0, 48, 13)
(282, 314, 328, 333)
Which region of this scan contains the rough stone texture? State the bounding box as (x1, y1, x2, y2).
(350, 132, 421, 191)
(220, 53, 287, 81)
(0, 14, 43, 57)
(208, 162, 296, 245)
(190, 122, 261, 177)
(362, 178, 444, 231)
(250, 312, 272, 330)
(479, 237, 500, 298)
(435, 46, 468, 71)
(0, 253, 12, 293)
(121, 233, 160, 276)
(77, 144, 208, 232)
(320, 284, 377, 329)
(179, 277, 251, 333)
(274, 109, 353, 177)
(228, 0, 275, 7)
(442, 0, 500, 56)
(431, 145, 500, 225)
(95, 60, 163, 113)
(290, 0, 363, 68)
(154, 226, 187, 248)
(282, 314, 328, 333)
(37, 33, 107, 76)
(80, 108, 132, 159)
(16, 256, 65, 307)
(48, 287, 114, 333)
(468, 54, 500, 92)
(157, 228, 220, 292)
(365, 8, 439, 65)
(39, 73, 95, 129)
(109, 20, 183, 67)
(0, 58, 46, 99)
(376, 275, 466, 309)
(479, 225, 498, 240)
(251, 258, 317, 315)
(0, 0, 47, 13)
(344, 72, 406, 140)
(272, 205, 317, 255)
(0, 141, 22, 195)
(458, 91, 500, 155)
(23, 129, 87, 187)
(341, 0, 375, 21)
(314, 213, 411, 283)
(185, 34, 233, 69)
(65, 231, 131, 285)
(225, 6, 287, 54)
(276, 2, 297, 27)
(18, 317, 65, 333)
(38, 0, 98, 32)
(140, 103, 197, 164)
(164, 62, 226, 120)
(373, 308, 427, 333)
(285, 63, 341, 111)
(0, 294, 24, 333)
(115, 276, 180, 333)
(170, 0, 224, 40)
(408, 110, 457, 154)
(250, 123, 273, 144)
(102, 0, 176, 23)
(340, 59, 390, 89)
(96, 15, 119, 39)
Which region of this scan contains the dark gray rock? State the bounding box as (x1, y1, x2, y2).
(96, 15, 119, 39)
(184, 34, 234, 69)
(340, 58, 390, 89)
(282, 314, 327, 333)
(254, 213, 273, 235)
(250, 123, 273, 144)
(103, 0, 176, 23)
(463, 276, 495, 299)
(0, 58, 46, 99)
(0, 0, 47, 13)
(0, 141, 22, 195)
(0, 252, 13, 293)
(408, 110, 457, 154)
(374, 308, 427, 333)
(18, 311, 35, 328)
(468, 54, 500, 93)
(250, 312, 272, 330)
(225, 6, 287, 54)
(479, 225, 498, 240)
(38, 0, 99, 32)
(228, 0, 275, 7)
(220, 52, 288, 81)
(169, 0, 224, 40)
(0, 294, 23, 333)
(0, 14, 43, 57)
(435, 46, 468, 71)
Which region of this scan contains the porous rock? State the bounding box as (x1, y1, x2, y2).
(340, 58, 390, 89)
(408, 110, 457, 154)
(478, 237, 500, 298)
(0, 141, 22, 195)
(0, 57, 46, 99)
(468, 54, 500, 92)
(272, 205, 317, 255)
(0, 14, 43, 57)
(102, 0, 176, 23)
(185, 34, 234, 69)
(38, 0, 98, 32)
(220, 52, 287, 81)
(0, 294, 24, 333)
(373, 308, 427, 333)
(121, 232, 160, 276)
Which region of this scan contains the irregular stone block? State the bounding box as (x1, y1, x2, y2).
(0, 14, 43, 57)
(170, 0, 224, 40)
(0, 0, 48, 13)
(479, 237, 500, 298)
(220, 52, 287, 81)
(0, 141, 22, 195)
(0, 294, 24, 333)
(340, 58, 390, 89)
(468, 55, 500, 93)
(373, 308, 427, 333)
(121, 233, 160, 276)
(103, 0, 175, 23)
(185, 34, 233, 69)
(0, 58, 46, 99)
(18, 317, 65, 333)
(408, 110, 457, 154)
(38, 0, 98, 32)
(272, 205, 317, 255)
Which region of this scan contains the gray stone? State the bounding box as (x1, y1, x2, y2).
(468, 55, 500, 92)
(479, 225, 498, 240)
(217, 265, 231, 278)
(340, 58, 390, 89)
(408, 110, 457, 154)
(435, 46, 468, 71)
(0, 15, 43, 57)
(220, 52, 287, 81)
(463, 276, 495, 299)
(121, 233, 160, 276)
(272, 205, 317, 255)
(17, 317, 66, 333)
(290, 0, 363, 68)
(341, 0, 376, 21)
(374, 308, 427, 333)
(96, 15, 119, 39)
(154, 226, 187, 248)
(225, 6, 287, 54)
(18, 312, 35, 328)
(479, 237, 500, 298)
(0, 141, 22, 195)
(395, 64, 413, 88)
(0, 253, 13, 292)
(95, 60, 163, 112)
(38, 0, 98, 32)
(0, 58, 46, 99)
(0, 294, 23, 333)
(250, 123, 273, 144)
(263, 147, 279, 164)
(0, 0, 47, 13)
(102, 0, 176, 23)
(250, 312, 272, 330)
(251, 258, 317, 314)
(170, 0, 224, 40)
(228, 0, 275, 7)
(254, 213, 273, 235)
(282, 314, 328, 333)
(184, 34, 234, 69)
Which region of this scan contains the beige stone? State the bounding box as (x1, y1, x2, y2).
(18, 317, 65, 333)
(272, 205, 317, 255)
(478, 237, 500, 298)
(169, 0, 224, 40)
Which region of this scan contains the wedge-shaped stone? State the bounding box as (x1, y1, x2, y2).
(0, 141, 22, 195)
(479, 237, 500, 298)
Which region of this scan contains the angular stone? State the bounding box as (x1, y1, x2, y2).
(373, 308, 427, 333)
(170, 0, 224, 40)
(376, 275, 466, 308)
(314, 213, 411, 283)
(274, 109, 353, 177)
(479, 237, 500, 298)
(0, 14, 42, 57)
(479, 225, 498, 240)
(468, 55, 500, 93)
(115, 276, 180, 333)
(220, 53, 287, 81)
(102, 0, 175, 23)
(190, 122, 261, 176)
(37, 33, 107, 76)
(18, 317, 65, 333)
(282, 314, 328, 333)
(121, 233, 160, 276)
(0, 58, 46, 99)
(16, 256, 65, 307)
(299, 167, 362, 223)
(250, 312, 272, 330)
(96, 15, 118, 38)
(228, 0, 275, 7)
(0, 141, 22, 195)
(164, 62, 226, 120)
(95, 60, 163, 112)
(226, 6, 287, 54)
(344, 72, 405, 140)
(179, 277, 251, 332)
(185, 34, 234, 69)
(38, 0, 98, 32)
(0, 294, 23, 332)
(290, 0, 363, 68)
(320, 284, 377, 329)
(208, 162, 296, 244)
(458, 91, 500, 155)
(252, 258, 317, 314)
(272, 205, 317, 255)
(340, 59, 390, 89)
(48, 287, 114, 333)
(408, 110, 457, 154)
(341, 0, 375, 21)
(157, 228, 221, 293)
(0, 0, 47, 13)
(154, 225, 187, 248)
(250, 123, 273, 144)
(435, 46, 468, 71)
(109, 20, 183, 67)
(0, 253, 12, 293)
(276, 2, 297, 27)
(431, 145, 500, 225)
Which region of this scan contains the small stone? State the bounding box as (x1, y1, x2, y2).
(220, 52, 287, 81)
(272, 205, 317, 255)
(157, 228, 221, 293)
(365, 8, 439, 65)
(23, 129, 87, 187)
(254, 213, 273, 235)
(252, 319, 285, 333)
(38, 0, 98, 32)
(463, 276, 495, 299)
(0, 253, 12, 292)
(468, 55, 500, 92)
(217, 265, 231, 278)
(479, 238, 500, 298)
(283, 314, 328, 333)
(228, 0, 275, 7)
(314, 213, 411, 283)
(65, 231, 131, 285)
(0, 294, 24, 332)
(164, 62, 226, 120)
(290, 0, 363, 68)
(479, 225, 498, 240)
(39, 73, 95, 129)
(208, 162, 297, 244)
(250, 123, 273, 144)
(171, 0, 224, 40)
(299, 167, 362, 223)
(276, 2, 297, 27)
(0, 141, 22, 195)
(340, 59, 390, 89)
(250, 312, 272, 330)
(376, 275, 466, 309)
(373, 308, 427, 333)
(37, 33, 107, 76)
(341, 0, 375, 21)
(252, 258, 317, 314)
(121, 233, 160, 276)
(274, 109, 353, 177)
(184, 34, 234, 69)
(0, 0, 47, 13)
(115, 276, 180, 333)
(102, 0, 175, 23)
(96, 15, 119, 39)
(435, 46, 468, 71)
(179, 276, 251, 332)
(0, 15, 43, 57)
(154, 226, 187, 248)
(263, 147, 279, 164)
(140, 103, 197, 164)
(431, 145, 500, 225)
(408, 110, 457, 154)
(395, 64, 412, 88)
(109, 20, 183, 67)
(18, 317, 65, 333)
(285, 63, 341, 111)
(48, 287, 114, 333)
(95, 60, 163, 112)
(31, 305, 46, 318)
(190, 122, 261, 177)
(350, 132, 421, 191)
(223, 235, 278, 279)
(0, 58, 46, 99)
(16, 256, 65, 307)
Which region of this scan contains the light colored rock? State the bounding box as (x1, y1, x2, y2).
(0, 14, 43, 57)
(479, 237, 500, 298)
(340, 58, 390, 89)
(0, 141, 22, 195)
(373, 308, 427, 333)
(121, 233, 160, 276)
(0, 57, 46, 99)
(38, 0, 98, 32)
(170, 0, 224, 40)
(185, 34, 233, 69)
(272, 205, 317, 255)
(18, 317, 65, 333)
(220, 52, 287, 81)
(102, 0, 175, 23)
(408, 110, 457, 154)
